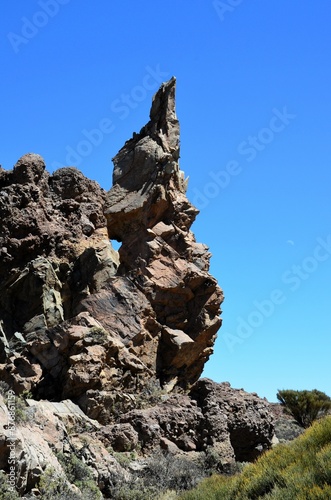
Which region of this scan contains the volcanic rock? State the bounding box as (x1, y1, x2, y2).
(0, 78, 275, 496)
(0, 78, 223, 406)
(99, 379, 274, 472)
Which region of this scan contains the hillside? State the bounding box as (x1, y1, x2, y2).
(180, 415, 331, 500)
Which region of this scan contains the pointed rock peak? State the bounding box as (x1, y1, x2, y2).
(148, 76, 179, 152)
(150, 76, 176, 121)
(112, 77, 180, 191)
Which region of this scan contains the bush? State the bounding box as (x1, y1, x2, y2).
(277, 389, 331, 428)
(143, 451, 203, 492)
(56, 453, 102, 499)
(0, 471, 20, 500)
(110, 481, 157, 500)
(88, 326, 109, 344)
(109, 450, 205, 499)
(179, 416, 331, 500)
(0, 385, 31, 424)
(38, 467, 82, 500)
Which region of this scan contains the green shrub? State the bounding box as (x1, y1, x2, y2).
(88, 326, 109, 344)
(13, 395, 30, 424)
(38, 467, 81, 499)
(109, 450, 205, 499)
(56, 453, 102, 499)
(0, 386, 31, 424)
(0, 471, 20, 500)
(112, 451, 133, 468)
(110, 481, 157, 500)
(277, 389, 331, 428)
(179, 416, 331, 500)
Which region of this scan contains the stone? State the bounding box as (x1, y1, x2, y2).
(190, 379, 274, 462)
(0, 79, 275, 496)
(0, 393, 127, 495)
(0, 78, 223, 400)
(104, 77, 223, 388)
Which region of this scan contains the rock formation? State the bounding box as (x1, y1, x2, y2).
(0, 78, 223, 413)
(104, 379, 273, 464)
(0, 78, 274, 497)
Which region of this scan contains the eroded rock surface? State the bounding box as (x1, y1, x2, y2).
(104, 77, 223, 387)
(99, 379, 274, 471)
(0, 78, 274, 497)
(0, 393, 126, 496)
(0, 78, 223, 407)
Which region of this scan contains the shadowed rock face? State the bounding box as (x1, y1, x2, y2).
(0, 78, 223, 404)
(0, 157, 112, 340)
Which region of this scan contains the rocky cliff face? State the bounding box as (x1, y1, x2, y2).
(0, 78, 223, 414)
(0, 79, 274, 497)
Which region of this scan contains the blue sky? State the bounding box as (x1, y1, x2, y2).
(1, 1, 331, 402)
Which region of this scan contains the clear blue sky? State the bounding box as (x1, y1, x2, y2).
(1, 1, 331, 402)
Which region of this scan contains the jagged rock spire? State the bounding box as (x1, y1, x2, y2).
(105, 78, 223, 387)
(0, 78, 223, 402)
(112, 77, 182, 193)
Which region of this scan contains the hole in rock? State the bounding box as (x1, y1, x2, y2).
(110, 239, 121, 251)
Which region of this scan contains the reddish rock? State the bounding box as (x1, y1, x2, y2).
(0, 78, 223, 400)
(0, 79, 274, 496)
(105, 77, 223, 387)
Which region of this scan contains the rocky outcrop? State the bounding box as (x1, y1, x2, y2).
(0, 381, 274, 496)
(190, 379, 273, 462)
(0, 392, 127, 496)
(0, 78, 223, 410)
(100, 379, 273, 471)
(0, 157, 116, 347)
(104, 77, 222, 388)
(269, 403, 304, 444)
(0, 78, 274, 497)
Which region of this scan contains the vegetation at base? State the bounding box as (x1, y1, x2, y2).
(0, 381, 32, 424)
(276, 389, 331, 428)
(55, 452, 102, 499)
(38, 468, 83, 500)
(0, 471, 20, 500)
(38, 462, 102, 499)
(179, 416, 331, 500)
(109, 450, 206, 499)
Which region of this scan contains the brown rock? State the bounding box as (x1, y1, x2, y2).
(0, 78, 223, 402)
(0, 79, 274, 496)
(104, 77, 223, 387)
(104, 379, 274, 471)
(190, 379, 274, 462)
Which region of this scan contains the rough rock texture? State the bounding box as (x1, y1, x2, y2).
(0, 393, 127, 496)
(104, 77, 222, 388)
(99, 379, 273, 470)
(0, 156, 116, 345)
(0, 78, 274, 496)
(190, 379, 273, 462)
(0, 78, 223, 411)
(269, 403, 304, 444)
